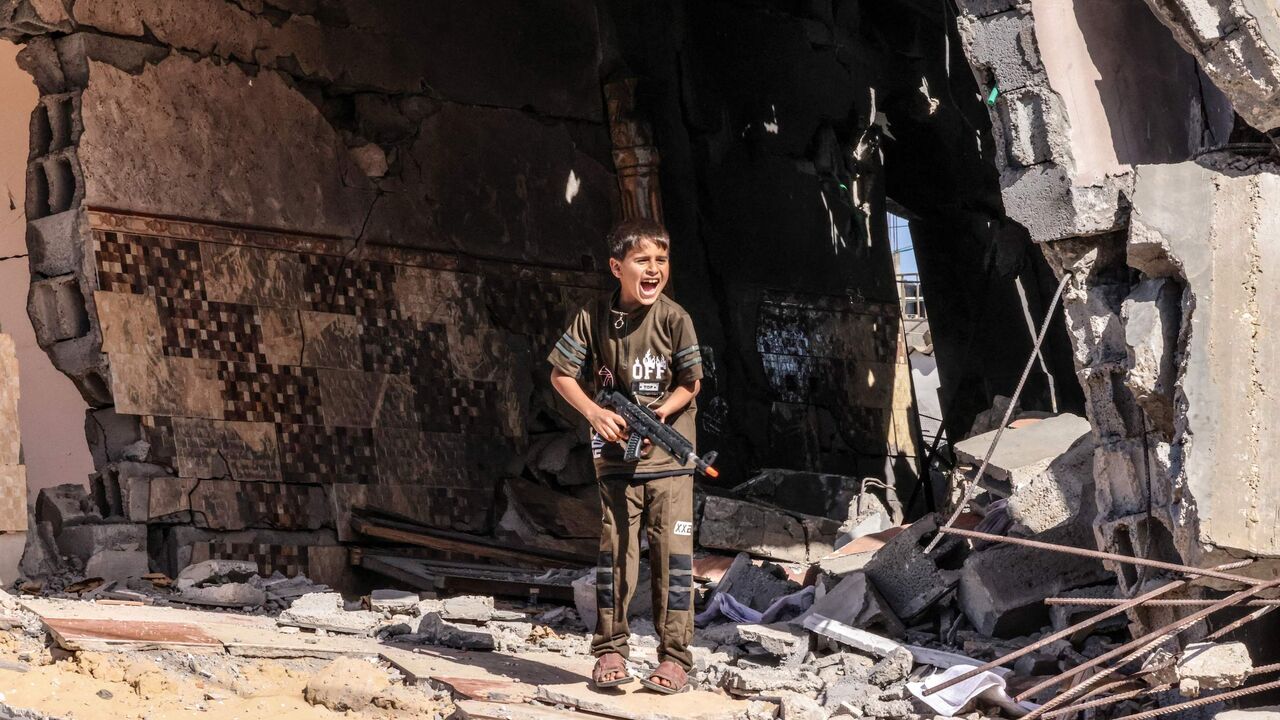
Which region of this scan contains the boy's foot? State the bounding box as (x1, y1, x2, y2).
(591, 653, 633, 689)
(639, 661, 688, 695)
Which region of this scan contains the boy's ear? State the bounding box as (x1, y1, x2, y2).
(608, 257, 623, 279)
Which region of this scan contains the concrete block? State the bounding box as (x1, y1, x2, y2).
(699, 495, 840, 563)
(441, 595, 494, 622)
(1006, 430, 1097, 534)
(35, 484, 98, 536)
(417, 612, 496, 651)
(955, 7, 1046, 93)
(736, 623, 806, 659)
(28, 274, 89, 347)
(996, 87, 1068, 168)
(370, 589, 418, 614)
(954, 413, 1092, 487)
(715, 553, 800, 612)
(958, 525, 1110, 637)
(278, 592, 381, 635)
(176, 559, 258, 588)
(83, 549, 148, 581)
(55, 523, 145, 563)
(863, 517, 959, 620)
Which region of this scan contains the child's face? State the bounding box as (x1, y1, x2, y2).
(610, 239, 669, 309)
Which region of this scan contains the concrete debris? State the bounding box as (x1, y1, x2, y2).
(175, 559, 258, 589)
(278, 592, 382, 635)
(370, 589, 418, 614)
(736, 622, 806, 660)
(82, 550, 148, 583)
(55, 523, 146, 565)
(715, 553, 801, 612)
(1167, 641, 1253, 697)
(797, 572, 904, 638)
(957, 524, 1109, 637)
(303, 656, 392, 712)
(416, 612, 497, 651)
(35, 484, 100, 535)
(699, 496, 841, 564)
(953, 413, 1091, 491)
(863, 517, 959, 620)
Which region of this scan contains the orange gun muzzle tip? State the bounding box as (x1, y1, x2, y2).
(705, 467, 719, 478)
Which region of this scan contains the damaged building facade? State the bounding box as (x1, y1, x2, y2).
(0, 0, 1269, 712)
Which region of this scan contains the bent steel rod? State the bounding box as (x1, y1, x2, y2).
(1016, 580, 1279, 719)
(1112, 677, 1280, 720)
(922, 559, 1250, 697)
(1047, 597, 1280, 607)
(1041, 662, 1280, 720)
(937, 527, 1264, 586)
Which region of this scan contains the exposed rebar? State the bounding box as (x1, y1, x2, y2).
(1047, 598, 1280, 607)
(938, 528, 1264, 587)
(1016, 580, 1279, 717)
(1111, 677, 1280, 720)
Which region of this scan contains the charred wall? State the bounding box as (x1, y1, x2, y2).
(0, 0, 1013, 580)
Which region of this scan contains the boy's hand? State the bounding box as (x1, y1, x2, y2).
(587, 406, 629, 443)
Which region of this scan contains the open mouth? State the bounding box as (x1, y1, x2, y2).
(639, 278, 661, 299)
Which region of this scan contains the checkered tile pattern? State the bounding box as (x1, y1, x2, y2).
(278, 424, 378, 484)
(301, 255, 399, 318)
(95, 231, 204, 300)
(196, 541, 311, 578)
(158, 297, 266, 364)
(218, 364, 323, 425)
(236, 482, 325, 529)
(91, 216, 608, 535)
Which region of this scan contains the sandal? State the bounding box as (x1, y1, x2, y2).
(639, 660, 688, 695)
(591, 652, 633, 689)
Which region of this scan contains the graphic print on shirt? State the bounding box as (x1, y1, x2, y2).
(631, 348, 669, 396)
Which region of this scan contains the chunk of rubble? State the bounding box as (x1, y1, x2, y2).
(416, 612, 496, 651)
(303, 656, 390, 712)
(957, 524, 1109, 637)
(715, 553, 800, 612)
(863, 517, 960, 620)
(261, 573, 329, 603)
(736, 623, 806, 660)
(1163, 641, 1253, 697)
(55, 523, 145, 564)
(370, 589, 418, 614)
(278, 592, 382, 635)
(83, 549, 148, 582)
(177, 582, 266, 608)
(720, 665, 823, 696)
(36, 484, 101, 535)
(175, 559, 258, 589)
(699, 496, 841, 564)
(796, 572, 904, 638)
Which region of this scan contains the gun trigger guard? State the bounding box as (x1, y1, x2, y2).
(623, 433, 644, 462)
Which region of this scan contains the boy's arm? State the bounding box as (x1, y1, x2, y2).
(550, 368, 629, 442)
(654, 379, 700, 421)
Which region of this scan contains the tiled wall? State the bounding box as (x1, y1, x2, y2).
(90, 210, 604, 535)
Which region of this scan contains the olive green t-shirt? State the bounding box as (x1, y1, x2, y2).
(548, 291, 704, 480)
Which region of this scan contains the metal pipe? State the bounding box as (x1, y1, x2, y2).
(938, 528, 1264, 586)
(1015, 579, 1279, 717)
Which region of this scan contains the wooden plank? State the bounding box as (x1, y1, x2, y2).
(44, 617, 223, 653)
(352, 518, 592, 568)
(359, 555, 576, 603)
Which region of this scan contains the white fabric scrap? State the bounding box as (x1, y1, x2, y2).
(907, 664, 1039, 718)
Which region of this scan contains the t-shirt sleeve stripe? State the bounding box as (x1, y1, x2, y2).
(554, 339, 585, 367)
(560, 333, 588, 355)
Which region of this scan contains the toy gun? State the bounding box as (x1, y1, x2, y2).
(595, 389, 720, 478)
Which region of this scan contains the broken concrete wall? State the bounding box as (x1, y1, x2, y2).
(1141, 0, 1280, 133)
(0, 40, 93, 521)
(955, 0, 1280, 579)
(955, 0, 1234, 243)
(1, 1, 616, 581)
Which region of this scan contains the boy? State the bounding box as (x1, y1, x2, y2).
(548, 220, 703, 695)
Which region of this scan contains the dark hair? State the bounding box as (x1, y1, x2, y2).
(607, 220, 670, 260)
